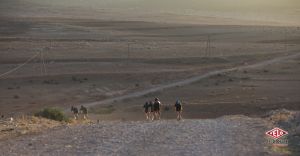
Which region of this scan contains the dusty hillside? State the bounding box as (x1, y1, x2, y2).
(0, 116, 63, 141)
(0, 116, 275, 156)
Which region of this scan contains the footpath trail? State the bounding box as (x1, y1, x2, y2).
(0, 116, 272, 156)
(78, 52, 300, 109)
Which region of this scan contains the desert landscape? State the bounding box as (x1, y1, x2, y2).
(0, 0, 300, 155)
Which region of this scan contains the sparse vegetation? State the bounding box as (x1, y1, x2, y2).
(35, 108, 69, 122)
(0, 116, 62, 141)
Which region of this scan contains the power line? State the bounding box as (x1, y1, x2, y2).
(284, 27, 288, 53)
(127, 42, 131, 65)
(205, 35, 211, 57)
(128, 43, 130, 60)
(0, 52, 39, 79)
(40, 51, 43, 76)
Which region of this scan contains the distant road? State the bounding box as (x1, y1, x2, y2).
(77, 52, 300, 109)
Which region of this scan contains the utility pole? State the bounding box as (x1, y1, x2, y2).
(40, 48, 47, 76)
(127, 43, 130, 65)
(284, 27, 287, 54)
(205, 35, 211, 57)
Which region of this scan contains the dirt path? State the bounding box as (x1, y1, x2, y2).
(0, 116, 272, 156)
(78, 52, 300, 109)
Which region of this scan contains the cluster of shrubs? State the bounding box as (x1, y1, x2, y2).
(35, 108, 69, 122)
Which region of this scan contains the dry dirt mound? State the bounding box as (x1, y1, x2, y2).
(0, 116, 62, 141)
(0, 116, 274, 156)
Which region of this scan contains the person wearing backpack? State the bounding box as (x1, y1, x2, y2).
(80, 105, 88, 119)
(174, 99, 183, 121)
(153, 98, 161, 120)
(143, 101, 150, 120)
(148, 101, 154, 121)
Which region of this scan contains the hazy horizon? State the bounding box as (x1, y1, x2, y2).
(1, 0, 300, 25)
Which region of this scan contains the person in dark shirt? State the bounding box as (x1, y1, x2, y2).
(143, 101, 150, 120)
(148, 101, 154, 121)
(80, 105, 88, 119)
(71, 106, 79, 120)
(174, 99, 183, 121)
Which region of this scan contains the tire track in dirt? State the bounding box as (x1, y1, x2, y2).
(77, 52, 300, 109)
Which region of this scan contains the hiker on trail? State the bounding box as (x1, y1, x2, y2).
(153, 98, 161, 120)
(149, 101, 154, 120)
(174, 99, 183, 121)
(71, 106, 79, 120)
(80, 105, 88, 119)
(143, 101, 150, 120)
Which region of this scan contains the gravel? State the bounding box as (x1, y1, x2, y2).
(0, 116, 273, 156)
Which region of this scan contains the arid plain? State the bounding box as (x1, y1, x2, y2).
(1, 0, 300, 119)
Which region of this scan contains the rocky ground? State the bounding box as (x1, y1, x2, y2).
(0, 110, 299, 156)
(1, 109, 298, 156)
(0, 1, 299, 155)
(0, 116, 275, 156)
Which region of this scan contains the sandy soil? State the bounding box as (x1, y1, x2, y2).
(0, 16, 299, 117)
(0, 0, 300, 155)
(88, 53, 300, 121)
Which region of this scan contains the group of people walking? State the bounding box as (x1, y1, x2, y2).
(71, 105, 88, 120)
(70, 99, 182, 121)
(143, 98, 183, 121)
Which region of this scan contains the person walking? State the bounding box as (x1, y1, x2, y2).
(149, 101, 154, 121)
(71, 106, 79, 120)
(174, 99, 183, 121)
(143, 101, 150, 120)
(153, 98, 161, 120)
(80, 105, 88, 119)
